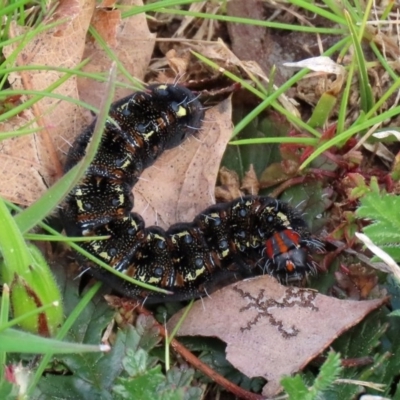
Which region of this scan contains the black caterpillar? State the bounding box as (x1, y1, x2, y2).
(61, 84, 322, 303)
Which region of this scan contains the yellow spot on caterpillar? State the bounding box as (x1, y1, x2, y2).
(148, 276, 162, 284)
(142, 130, 154, 140)
(177, 231, 190, 238)
(171, 230, 191, 244)
(99, 252, 111, 261)
(154, 233, 165, 241)
(176, 106, 187, 118)
(157, 84, 168, 90)
(203, 213, 220, 224)
(138, 273, 161, 284)
(76, 199, 85, 212)
(120, 158, 131, 169)
(277, 211, 290, 226)
(185, 266, 206, 281)
(92, 244, 101, 252)
(221, 249, 229, 258)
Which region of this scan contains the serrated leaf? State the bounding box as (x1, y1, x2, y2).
(324, 309, 392, 399)
(163, 368, 202, 400)
(379, 247, 400, 262)
(357, 192, 400, 227)
(113, 349, 201, 400)
(308, 352, 342, 398)
(165, 368, 195, 389)
(122, 348, 148, 376)
(113, 365, 165, 400)
(357, 192, 400, 261)
(280, 375, 308, 399)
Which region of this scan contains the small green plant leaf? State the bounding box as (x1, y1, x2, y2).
(357, 191, 400, 261)
(113, 348, 166, 400)
(280, 374, 309, 399)
(281, 352, 342, 400)
(308, 352, 342, 397)
(308, 92, 337, 128)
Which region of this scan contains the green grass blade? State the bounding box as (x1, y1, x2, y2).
(308, 92, 337, 129)
(158, 7, 345, 34)
(230, 137, 318, 146)
(0, 285, 10, 387)
(300, 104, 400, 169)
(336, 58, 355, 134)
(344, 10, 374, 113)
(0, 328, 108, 354)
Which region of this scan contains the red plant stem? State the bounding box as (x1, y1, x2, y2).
(314, 355, 373, 368)
(341, 357, 374, 368)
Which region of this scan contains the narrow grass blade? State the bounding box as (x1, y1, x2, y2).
(0, 328, 109, 354)
(344, 10, 374, 113)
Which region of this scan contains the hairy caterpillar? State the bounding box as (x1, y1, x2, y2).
(61, 84, 322, 303)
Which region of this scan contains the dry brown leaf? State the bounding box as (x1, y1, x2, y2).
(335, 264, 379, 300)
(78, 0, 156, 108)
(165, 49, 191, 77)
(168, 275, 387, 397)
(0, 113, 47, 205)
(241, 164, 260, 195)
(1, 0, 156, 206)
(215, 166, 242, 202)
(1, 0, 94, 205)
(134, 97, 233, 229)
